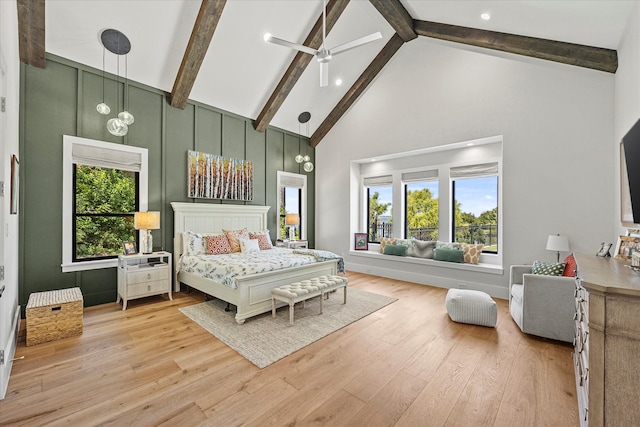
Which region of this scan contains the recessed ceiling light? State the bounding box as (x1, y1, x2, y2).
(467, 142, 475, 146)
(335, 78, 343, 86)
(481, 12, 491, 21)
(371, 158, 376, 162)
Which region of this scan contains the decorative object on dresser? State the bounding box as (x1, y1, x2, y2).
(613, 234, 640, 260)
(179, 287, 395, 368)
(134, 211, 160, 254)
(122, 241, 137, 255)
(546, 233, 570, 262)
(26, 287, 83, 346)
(596, 242, 612, 257)
(573, 253, 640, 426)
(508, 263, 575, 343)
(117, 251, 172, 310)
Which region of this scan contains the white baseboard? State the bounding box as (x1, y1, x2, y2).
(0, 305, 20, 400)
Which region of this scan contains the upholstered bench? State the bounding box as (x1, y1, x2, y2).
(445, 288, 497, 327)
(271, 275, 348, 325)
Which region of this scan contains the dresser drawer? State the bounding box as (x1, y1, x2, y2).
(127, 280, 169, 297)
(127, 267, 169, 285)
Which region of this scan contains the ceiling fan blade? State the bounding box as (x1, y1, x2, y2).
(329, 32, 383, 57)
(320, 61, 328, 87)
(264, 33, 319, 56)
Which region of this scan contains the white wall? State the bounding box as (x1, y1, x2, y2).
(615, 2, 640, 236)
(0, 0, 21, 399)
(315, 36, 616, 297)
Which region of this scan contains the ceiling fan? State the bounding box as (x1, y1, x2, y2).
(264, 0, 382, 87)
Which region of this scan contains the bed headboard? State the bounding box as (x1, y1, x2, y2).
(171, 202, 270, 254)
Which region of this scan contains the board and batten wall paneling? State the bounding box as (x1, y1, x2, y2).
(19, 53, 315, 307)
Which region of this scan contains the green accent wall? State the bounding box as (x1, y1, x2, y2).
(19, 54, 315, 308)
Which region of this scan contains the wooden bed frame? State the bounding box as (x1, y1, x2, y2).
(171, 202, 338, 324)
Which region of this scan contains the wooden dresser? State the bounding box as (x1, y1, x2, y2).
(573, 253, 640, 426)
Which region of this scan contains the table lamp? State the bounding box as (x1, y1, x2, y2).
(285, 213, 299, 241)
(546, 234, 569, 262)
(135, 211, 160, 254)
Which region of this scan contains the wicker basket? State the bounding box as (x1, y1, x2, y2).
(26, 287, 83, 346)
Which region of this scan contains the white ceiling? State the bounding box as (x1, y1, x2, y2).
(45, 0, 635, 137)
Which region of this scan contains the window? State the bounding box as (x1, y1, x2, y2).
(73, 165, 138, 261)
(451, 163, 499, 253)
(62, 135, 148, 272)
(364, 176, 392, 243)
(276, 171, 307, 241)
(403, 170, 439, 241)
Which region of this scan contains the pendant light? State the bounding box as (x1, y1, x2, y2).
(99, 29, 133, 136)
(96, 45, 110, 115)
(295, 112, 314, 172)
(118, 54, 135, 125)
(106, 52, 128, 136)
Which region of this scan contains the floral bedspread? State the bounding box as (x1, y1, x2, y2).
(179, 248, 325, 289)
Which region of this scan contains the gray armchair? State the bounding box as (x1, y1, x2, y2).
(509, 265, 576, 343)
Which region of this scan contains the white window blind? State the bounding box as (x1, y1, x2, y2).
(72, 143, 142, 172)
(363, 175, 393, 186)
(450, 162, 498, 179)
(401, 170, 438, 182)
(279, 173, 305, 189)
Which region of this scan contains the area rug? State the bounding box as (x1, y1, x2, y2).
(179, 288, 397, 368)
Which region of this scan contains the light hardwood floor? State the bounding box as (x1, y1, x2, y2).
(0, 272, 578, 426)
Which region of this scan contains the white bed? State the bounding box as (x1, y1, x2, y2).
(171, 202, 339, 324)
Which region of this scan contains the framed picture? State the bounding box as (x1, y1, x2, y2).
(10, 154, 19, 215)
(122, 241, 137, 255)
(596, 243, 612, 257)
(613, 235, 640, 260)
(354, 233, 368, 251)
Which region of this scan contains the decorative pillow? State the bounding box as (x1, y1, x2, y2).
(205, 234, 232, 255)
(407, 240, 436, 259)
(434, 247, 464, 263)
(562, 254, 577, 277)
(383, 244, 407, 256)
(249, 230, 273, 250)
(460, 243, 484, 264)
(436, 241, 460, 250)
(223, 228, 249, 253)
(183, 231, 219, 255)
(239, 238, 260, 253)
(379, 237, 396, 254)
(532, 260, 566, 276)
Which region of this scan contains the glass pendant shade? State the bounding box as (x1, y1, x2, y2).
(303, 161, 314, 172)
(96, 102, 111, 115)
(295, 154, 304, 163)
(107, 117, 128, 136)
(118, 110, 135, 125)
(303, 155, 310, 162)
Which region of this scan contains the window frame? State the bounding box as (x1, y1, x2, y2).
(62, 135, 148, 272)
(276, 171, 307, 241)
(355, 136, 502, 267)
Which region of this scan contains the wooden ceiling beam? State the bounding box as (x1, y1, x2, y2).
(414, 19, 617, 74)
(169, 0, 227, 109)
(311, 33, 404, 147)
(369, 0, 417, 42)
(17, 0, 46, 68)
(253, 0, 351, 133)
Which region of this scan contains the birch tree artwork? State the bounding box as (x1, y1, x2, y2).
(188, 150, 254, 201)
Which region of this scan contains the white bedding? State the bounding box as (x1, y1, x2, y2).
(179, 248, 318, 289)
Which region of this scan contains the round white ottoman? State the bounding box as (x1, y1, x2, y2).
(445, 288, 497, 327)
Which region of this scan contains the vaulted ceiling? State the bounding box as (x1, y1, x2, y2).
(17, 0, 635, 145)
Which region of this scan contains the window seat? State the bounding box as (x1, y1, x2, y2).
(349, 250, 503, 275)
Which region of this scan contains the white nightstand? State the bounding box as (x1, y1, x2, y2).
(276, 240, 308, 249)
(117, 251, 172, 310)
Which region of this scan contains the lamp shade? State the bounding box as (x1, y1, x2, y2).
(285, 213, 300, 226)
(134, 211, 160, 230)
(546, 234, 569, 252)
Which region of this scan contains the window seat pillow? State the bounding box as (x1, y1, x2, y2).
(434, 247, 465, 263)
(383, 244, 408, 256)
(406, 240, 436, 259)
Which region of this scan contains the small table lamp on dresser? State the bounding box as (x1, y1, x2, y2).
(135, 211, 160, 254)
(285, 213, 299, 241)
